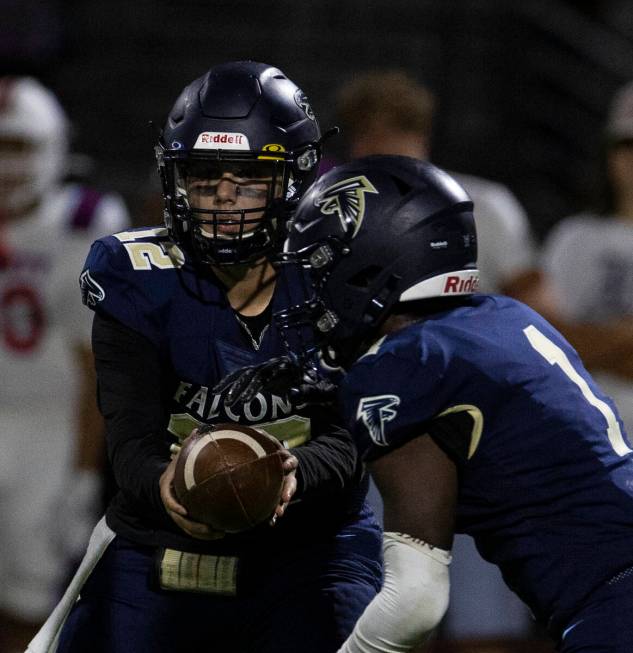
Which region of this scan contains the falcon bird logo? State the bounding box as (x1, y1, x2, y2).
(357, 394, 400, 446)
(79, 269, 106, 307)
(294, 90, 315, 121)
(315, 176, 379, 237)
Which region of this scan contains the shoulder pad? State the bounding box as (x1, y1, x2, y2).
(79, 227, 185, 343)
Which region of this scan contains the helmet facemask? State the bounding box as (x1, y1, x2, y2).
(275, 238, 402, 370)
(160, 152, 290, 266)
(158, 145, 320, 267)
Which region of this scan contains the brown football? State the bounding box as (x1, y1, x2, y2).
(173, 423, 285, 533)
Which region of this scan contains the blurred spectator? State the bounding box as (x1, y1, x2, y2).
(132, 165, 166, 228)
(336, 70, 540, 299)
(540, 79, 633, 439)
(0, 76, 129, 653)
(334, 69, 544, 649)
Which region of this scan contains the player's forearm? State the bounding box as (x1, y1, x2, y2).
(108, 431, 170, 513)
(293, 408, 360, 499)
(74, 342, 106, 471)
(338, 532, 451, 653)
(92, 311, 171, 514)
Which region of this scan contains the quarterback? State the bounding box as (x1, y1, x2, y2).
(28, 62, 381, 653)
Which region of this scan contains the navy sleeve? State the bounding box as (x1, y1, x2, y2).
(80, 235, 169, 346)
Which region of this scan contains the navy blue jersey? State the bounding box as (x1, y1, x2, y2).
(341, 294, 633, 631)
(80, 226, 367, 552)
(81, 226, 312, 444)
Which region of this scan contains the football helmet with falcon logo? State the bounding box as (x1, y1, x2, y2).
(276, 154, 479, 366)
(215, 155, 480, 407)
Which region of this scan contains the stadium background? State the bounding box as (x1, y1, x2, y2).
(2, 2, 633, 650)
(3, 0, 633, 240)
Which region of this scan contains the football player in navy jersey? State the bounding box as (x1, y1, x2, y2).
(27, 62, 382, 653)
(219, 155, 633, 652)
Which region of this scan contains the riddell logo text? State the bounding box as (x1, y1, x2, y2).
(444, 275, 479, 293)
(200, 133, 244, 144)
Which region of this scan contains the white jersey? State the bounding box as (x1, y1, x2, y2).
(541, 213, 633, 435)
(1, 183, 128, 419)
(451, 172, 534, 294)
(0, 183, 128, 619)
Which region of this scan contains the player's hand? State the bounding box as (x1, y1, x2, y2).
(270, 448, 299, 526)
(213, 355, 338, 409)
(159, 456, 225, 540)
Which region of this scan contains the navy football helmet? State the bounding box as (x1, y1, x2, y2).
(276, 155, 479, 366)
(156, 61, 323, 266)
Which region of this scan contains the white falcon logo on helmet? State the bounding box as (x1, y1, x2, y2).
(357, 394, 400, 446)
(294, 90, 315, 121)
(79, 269, 106, 307)
(315, 176, 379, 237)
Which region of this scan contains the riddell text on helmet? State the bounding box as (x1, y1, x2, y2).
(444, 274, 479, 294)
(194, 132, 250, 150)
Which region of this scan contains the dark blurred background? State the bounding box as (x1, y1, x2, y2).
(3, 0, 633, 240)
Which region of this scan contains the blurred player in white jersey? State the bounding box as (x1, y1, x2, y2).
(0, 76, 129, 653)
(335, 69, 542, 649)
(335, 70, 538, 298)
(541, 79, 633, 443)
